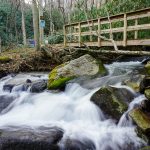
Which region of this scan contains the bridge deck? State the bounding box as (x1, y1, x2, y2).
(64, 7, 150, 47)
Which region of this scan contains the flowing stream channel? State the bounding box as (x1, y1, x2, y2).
(0, 61, 147, 150)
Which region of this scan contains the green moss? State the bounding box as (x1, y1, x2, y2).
(145, 89, 150, 100)
(96, 60, 107, 75)
(98, 87, 127, 118)
(126, 81, 139, 92)
(48, 76, 74, 89)
(129, 108, 150, 132)
(48, 63, 74, 89)
(145, 63, 150, 75)
(0, 56, 11, 63)
(111, 94, 127, 113)
(140, 146, 150, 150)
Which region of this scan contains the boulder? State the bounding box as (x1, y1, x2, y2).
(30, 80, 47, 93)
(48, 54, 107, 90)
(140, 76, 150, 94)
(123, 75, 144, 93)
(129, 108, 150, 135)
(145, 89, 150, 100)
(3, 73, 47, 92)
(140, 100, 150, 112)
(60, 138, 95, 150)
(90, 86, 131, 120)
(145, 62, 150, 75)
(0, 126, 63, 150)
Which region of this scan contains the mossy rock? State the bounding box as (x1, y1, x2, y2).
(96, 60, 107, 75)
(145, 63, 150, 75)
(141, 146, 150, 150)
(129, 108, 150, 133)
(48, 54, 107, 90)
(0, 56, 11, 63)
(145, 89, 150, 100)
(125, 81, 140, 92)
(90, 86, 129, 120)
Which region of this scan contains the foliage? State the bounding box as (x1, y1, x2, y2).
(47, 34, 64, 44)
(44, 8, 64, 35)
(70, 0, 150, 43)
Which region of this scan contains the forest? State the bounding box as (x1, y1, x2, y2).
(0, 0, 150, 48)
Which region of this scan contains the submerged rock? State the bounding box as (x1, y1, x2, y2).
(48, 54, 107, 90)
(0, 95, 17, 113)
(0, 126, 63, 150)
(90, 86, 131, 120)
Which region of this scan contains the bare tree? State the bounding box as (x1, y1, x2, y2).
(20, 0, 27, 46)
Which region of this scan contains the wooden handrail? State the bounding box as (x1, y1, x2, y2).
(64, 7, 150, 47)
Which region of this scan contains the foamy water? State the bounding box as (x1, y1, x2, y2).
(0, 62, 145, 150)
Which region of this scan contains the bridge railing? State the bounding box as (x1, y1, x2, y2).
(64, 8, 150, 47)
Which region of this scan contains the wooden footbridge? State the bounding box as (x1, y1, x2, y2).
(63, 8, 150, 48)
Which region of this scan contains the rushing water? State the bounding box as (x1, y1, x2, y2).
(0, 61, 146, 150)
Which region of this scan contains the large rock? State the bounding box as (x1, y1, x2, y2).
(60, 138, 95, 150)
(129, 108, 150, 136)
(90, 86, 132, 120)
(30, 80, 47, 93)
(145, 89, 150, 100)
(0, 126, 63, 150)
(145, 62, 150, 75)
(140, 76, 150, 94)
(3, 73, 47, 92)
(48, 54, 107, 89)
(123, 74, 144, 93)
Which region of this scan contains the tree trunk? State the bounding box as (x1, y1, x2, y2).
(32, 0, 40, 50)
(21, 0, 27, 46)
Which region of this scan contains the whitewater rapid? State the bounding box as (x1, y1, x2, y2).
(0, 61, 146, 150)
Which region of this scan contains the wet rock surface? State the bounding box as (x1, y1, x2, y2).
(0, 126, 63, 150)
(48, 54, 107, 90)
(90, 86, 133, 120)
(30, 80, 47, 93)
(0, 95, 17, 113)
(60, 138, 96, 150)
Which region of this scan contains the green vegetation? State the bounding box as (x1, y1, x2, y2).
(0, 56, 11, 63)
(47, 34, 64, 44)
(69, 0, 150, 43)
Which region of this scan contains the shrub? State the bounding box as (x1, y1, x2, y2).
(47, 34, 64, 44)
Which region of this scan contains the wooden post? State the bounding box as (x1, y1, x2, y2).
(64, 25, 67, 47)
(123, 13, 127, 47)
(79, 23, 81, 47)
(98, 18, 101, 47)
(135, 19, 138, 40)
(90, 21, 92, 42)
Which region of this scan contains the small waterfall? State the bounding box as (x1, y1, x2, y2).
(0, 62, 146, 150)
